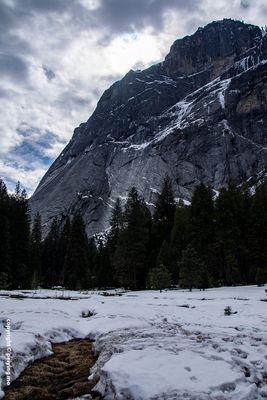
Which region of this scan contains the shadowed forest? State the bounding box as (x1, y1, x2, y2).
(0, 177, 266, 291)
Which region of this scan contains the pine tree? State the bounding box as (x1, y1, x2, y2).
(94, 240, 113, 288)
(237, 185, 252, 283)
(255, 267, 266, 286)
(107, 198, 123, 254)
(198, 264, 211, 291)
(153, 176, 176, 226)
(215, 182, 246, 285)
(148, 264, 171, 291)
(30, 212, 42, 288)
(0, 272, 9, 289)
(9, 182, 31, 288)
(178, 245, 203, 291)
(190, 183, 216, 281)
(106, 198, 123, 284)
(0, 179, 10, 284)
(57, 217, 71, 285)
(42, 217, 60, 287)
(114, 187, 151, 290)
(156, 240, 172, 273)
(150, 176, 175, 270)
(170, 201, 191, 283)
(63, 214, 90, 289)
(88, 238, 97, 287)
(248, 185, 267, 283)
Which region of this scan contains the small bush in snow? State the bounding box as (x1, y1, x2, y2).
(81, 310, 95, 318)
(224, 306, 237, 316)
(224, 306, 232, 316)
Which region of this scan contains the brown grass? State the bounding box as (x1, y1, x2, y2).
(4, 339, 103, 400)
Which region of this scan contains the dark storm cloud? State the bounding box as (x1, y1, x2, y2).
(92, 0, 199, 36)
(0, 53, 29, 81)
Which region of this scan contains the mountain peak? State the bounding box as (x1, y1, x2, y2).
(30, 20, 267, 236)
(164, 19, 262, 78)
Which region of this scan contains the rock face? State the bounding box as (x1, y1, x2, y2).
(30, 19, 267, 236)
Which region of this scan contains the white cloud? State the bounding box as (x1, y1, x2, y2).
(0, 159, 48, 195)
(0, 0, 266, 194)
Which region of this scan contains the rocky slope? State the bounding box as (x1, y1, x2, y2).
(30, 19, 267, 236)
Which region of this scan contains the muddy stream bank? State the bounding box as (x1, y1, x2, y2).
(4, 338, 103, 400)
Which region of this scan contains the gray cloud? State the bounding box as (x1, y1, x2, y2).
(0, 1, 31, 34)
(55, 91, 90, 110)
(42, 65, 56, 81)
(0, 53, 29, 81)
(0, 34, 32, 55)
(260, 4, 267, 15)
(92, 0, 199, 37)
(0, 2, 18, 30)
(0, 0, 266, 194)
(240, 0, 250, 9)
(15, 0, 73, 13)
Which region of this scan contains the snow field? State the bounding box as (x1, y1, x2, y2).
(0, 286, 266, 399)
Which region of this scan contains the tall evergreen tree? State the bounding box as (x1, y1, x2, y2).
(148, 264, 171, 291)
(215, 182, 246, 285)
(150, 176, 175, 270)
(63, 214, 90, 289)
(107, 198, 123, 254)
(57, 217, 71, 284)
(153, 176, 176, 226)
(178, 245, 203, 291)
(114, 188, 151, 289)
(248, 184, 267, 282)
(0, 179, 10, 287)
(170, 201, 191, 283)
(94, 240, 113, 288)
(255, 267, 266, 286)
(88, 237, 97, 287)
(9, 182, 31, 288)
(237, 184, 252, 283)
(106, 198, 123, 284)
(190, 183, 216, 282)
(30, 212, 42, 288)
(42, 217, 60, 287)
(156, 240, 172, 273)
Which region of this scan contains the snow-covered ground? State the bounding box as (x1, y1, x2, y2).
(0, 286, 267, 399)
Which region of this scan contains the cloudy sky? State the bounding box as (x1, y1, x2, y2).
(1, 0, 266, 194)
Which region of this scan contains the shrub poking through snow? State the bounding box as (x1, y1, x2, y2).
(224, 306, 232, 316)
(81, 310, 95, 318)
(224, 306, 237, 316)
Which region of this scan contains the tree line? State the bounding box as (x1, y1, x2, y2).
(0, 176, 266, 290)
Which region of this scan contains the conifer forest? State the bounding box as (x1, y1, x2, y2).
(0, 177, 266, 291)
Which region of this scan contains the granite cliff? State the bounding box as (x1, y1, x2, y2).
(30, 19, 267, 236)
